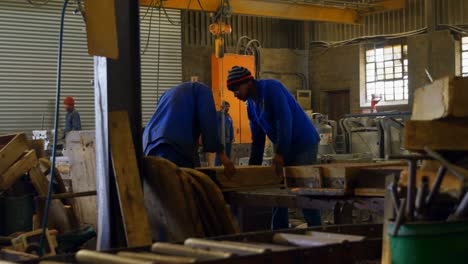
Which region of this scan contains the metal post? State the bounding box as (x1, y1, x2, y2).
(94, 0, 142, 249)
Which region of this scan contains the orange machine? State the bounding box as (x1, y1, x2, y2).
(211, 54, 255, 144)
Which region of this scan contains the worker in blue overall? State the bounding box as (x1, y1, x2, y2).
(215, 101, 234, 166)
(226, 66, 321, 229)
(143, 82, 235, 177)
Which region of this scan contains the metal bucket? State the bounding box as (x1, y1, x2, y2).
(388, 221, 468, 264)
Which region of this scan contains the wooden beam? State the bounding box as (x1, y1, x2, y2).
(140, 0, 361, 24)
(0, 150, 38, 191)
(109, 111, 152, 248)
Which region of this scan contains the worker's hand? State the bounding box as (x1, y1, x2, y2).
(218, 152, 236, 179)
(273, 153, 285, 179)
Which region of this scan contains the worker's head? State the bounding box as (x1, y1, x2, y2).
(64, 96, 75, 112)
(227, 66, 254, 102)
(221, 101, 230, 113)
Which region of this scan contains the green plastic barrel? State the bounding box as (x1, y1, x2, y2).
(0, 195, 34, 236)
(388, 221, 468, 264)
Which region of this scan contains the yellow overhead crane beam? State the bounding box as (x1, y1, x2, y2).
(140, 0, 406, 24)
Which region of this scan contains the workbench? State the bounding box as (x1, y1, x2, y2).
(225, 188, 385, 231)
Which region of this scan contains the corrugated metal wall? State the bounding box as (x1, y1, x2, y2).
(311, 0, 468, 42)
(437, 0, 468, 26)
(140, 7, 182, 124)
(0, 0, 181, 135)
(0, 0, 94, 135)
(183, 11, 305, 49)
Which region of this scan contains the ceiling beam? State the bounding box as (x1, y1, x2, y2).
(140, 0, 361, 24)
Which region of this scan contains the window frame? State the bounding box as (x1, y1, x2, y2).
(361, 41, 409, 107)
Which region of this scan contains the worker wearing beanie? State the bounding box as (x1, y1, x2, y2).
(63, 96, 81, 137)
(227, 66, 321, 229)
(143, 82, 235, 177)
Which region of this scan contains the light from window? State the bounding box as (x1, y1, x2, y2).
(462, 37, 468, 77)
(365, 44, 408, 104)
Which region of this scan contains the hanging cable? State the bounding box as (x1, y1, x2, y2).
(39, 0, 69, 256)
(141, 0, 156, 55)
(155, 0, 162, 103)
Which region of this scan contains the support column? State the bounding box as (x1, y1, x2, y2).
(94, 0, 142, 249)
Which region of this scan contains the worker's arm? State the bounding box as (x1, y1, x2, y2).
(248, 102, 266, 165)
(71, 111, 82, 131)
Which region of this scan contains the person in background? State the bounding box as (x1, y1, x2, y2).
(63, 96, 81, 137)
(143, 82, 236, 177)
(215, 101, 234, 166)
(226, 66, 321, 229)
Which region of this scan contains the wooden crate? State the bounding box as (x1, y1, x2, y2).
(0, 133, 29, 175)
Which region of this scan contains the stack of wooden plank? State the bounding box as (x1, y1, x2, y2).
(0, 133, 79, 236)
(405, 76, 468, 151)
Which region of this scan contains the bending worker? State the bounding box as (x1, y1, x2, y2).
(227, 66, 321, 229)
(143, 82, 236, 177)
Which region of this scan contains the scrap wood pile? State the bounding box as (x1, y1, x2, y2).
(390, 76, 468, 231)
(143, 157, 240, 242)
(0, 133, 95, 262)
(381, 76, 468, 263)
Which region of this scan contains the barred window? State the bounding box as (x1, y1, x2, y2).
(365, 44, 408, 104)
(462, 37, 468, 77)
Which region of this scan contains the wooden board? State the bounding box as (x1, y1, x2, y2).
(27, 139, 46, 158)
(404, 120, 468, 151)
(0, 133, 29, 175)
(399, 168, 463, 198)
(412, 76, 468, 120)
(29, 166, 73, 233)
(109, 111, 151, 247)
(63, 130, 97, 228)
(0, 150, 38, 191)
(284, 166, 322, 188)
(197, 166, 282, 190)
(143, 157, 202, 241)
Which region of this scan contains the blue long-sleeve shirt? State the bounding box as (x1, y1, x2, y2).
(248, 79, 320, 165)
(142, 82, 222, 161)
(64, 109, 81, 135)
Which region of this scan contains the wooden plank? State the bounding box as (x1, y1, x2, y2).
(354, 188, 386, 197)
(0, 150, 38, 191)
(412, 76, 468, 121)
(404, 120, 468, 151)
(197, 166, 282, 190)
(27, 139, 46, 158)
(284, 166, 323, 189)
(109, 111, 151, 247)
(63, 130, 97, 228)
(29, 166, 74, 233)
(0, 133, 29, 175)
